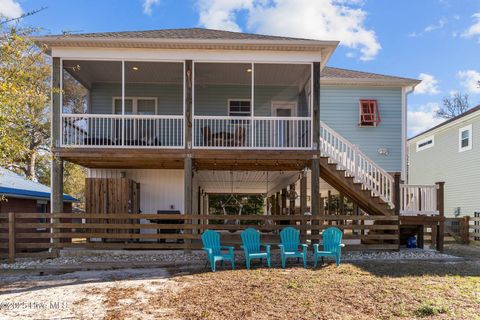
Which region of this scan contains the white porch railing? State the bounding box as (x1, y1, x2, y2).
(319, 121, 394, 207)
(400, 184, 439, 216)
(193, 116, 312, 149)
(61, 114, 184, 148)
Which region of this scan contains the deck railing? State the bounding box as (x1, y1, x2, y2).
(61, 114, 184, 148)
(319, 121, 394, 207)
(399, 184, 439, 216)
(193, 116, 312, 149)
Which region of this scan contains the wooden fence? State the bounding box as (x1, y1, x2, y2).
(1, 212, 400, 262)
(422, 215, 480, 245)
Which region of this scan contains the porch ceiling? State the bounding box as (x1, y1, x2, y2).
(196, 170, 300, 194)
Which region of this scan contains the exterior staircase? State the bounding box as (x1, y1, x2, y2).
(319, 121, 396, 216)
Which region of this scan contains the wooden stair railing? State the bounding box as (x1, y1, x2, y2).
(320, 121, 394, 208)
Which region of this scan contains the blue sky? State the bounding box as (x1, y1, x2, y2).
(2, 0, 480, 137)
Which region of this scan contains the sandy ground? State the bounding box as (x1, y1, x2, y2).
(0, 268, 181, 320)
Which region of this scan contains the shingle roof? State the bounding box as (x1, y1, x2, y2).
(408, 105, 480, 141)
(47, 27, 316, 41)
(0, 168, 77, 202)
(321, 67, 419, 84)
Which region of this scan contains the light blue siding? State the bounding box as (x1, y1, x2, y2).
(91, 83, 183, 115)
(194, 85, 307, 116)
(320, 86, 402, 172)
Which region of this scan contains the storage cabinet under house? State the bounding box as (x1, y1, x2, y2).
(85, 177, 140, 241)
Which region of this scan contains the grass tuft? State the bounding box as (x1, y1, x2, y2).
(414, 303, 448, 317)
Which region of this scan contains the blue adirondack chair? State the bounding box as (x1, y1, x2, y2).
(313, 227, 344, 267)
(240, 228, 271, 269)
(278, 227, 308, 268)
(201, 230, 235, 272)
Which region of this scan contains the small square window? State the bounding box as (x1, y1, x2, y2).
(359, 100, 381, 127)
(459, 124, 472, 152)
(228, 99, 251, 117)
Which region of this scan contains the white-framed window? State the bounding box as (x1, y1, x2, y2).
(459, 124, 472, 152)
(416, 135, 434, 152)
(228, 99, 251, 117)
(112, 97, 158, 115)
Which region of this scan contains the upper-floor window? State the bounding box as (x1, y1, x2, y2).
(113, 97, 157, 115)
(416, 135, 434, 152)
(359, 99, 381, 127)
(459, 124, 472, 152)
(228, 99, 251, 117)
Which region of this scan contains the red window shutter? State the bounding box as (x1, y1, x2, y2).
(359, 100, 380, 126)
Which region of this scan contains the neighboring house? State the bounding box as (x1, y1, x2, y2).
(408, 105, 480, 217)
(0, 168, 76, 251)
(0, 167, 76, 214)
(29, 28, 440, 250)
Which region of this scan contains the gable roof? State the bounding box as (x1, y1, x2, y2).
(321, 67, 420, 86)
(408, 105, 480, 141)
(48, 28, 316, 41)
(32, 27, 338, 54)
(0, 168, 77, 202)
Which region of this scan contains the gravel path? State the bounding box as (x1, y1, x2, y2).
(0, 248, 460, 270)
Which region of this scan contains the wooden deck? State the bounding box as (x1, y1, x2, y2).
(54, 148, 317, 170)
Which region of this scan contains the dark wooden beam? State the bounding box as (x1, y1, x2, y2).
(312, 62, 320, 150)
(184, 157, 193, 252)
(436, 181, 445, 252)
(185, 60, 193, 149)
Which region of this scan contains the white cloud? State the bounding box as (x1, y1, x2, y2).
(0, 0, 23, 19)
(142, 0, 160, 15)
(457, 70, 480, 94)
(197, 0, 381, 61)
(409, 17, 447, 37)
(414, 73, 440, 95)
(197, 0, 252, 32)
(408, 103, 443, 137)
(462, 12, 480, 39)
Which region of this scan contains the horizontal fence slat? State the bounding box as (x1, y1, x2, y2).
(7, 213, 398, 221)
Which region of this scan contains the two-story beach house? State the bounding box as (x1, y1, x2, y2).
(25, 28, 446, 253)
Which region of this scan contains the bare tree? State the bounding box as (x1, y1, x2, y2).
(435, 93, 471, 119)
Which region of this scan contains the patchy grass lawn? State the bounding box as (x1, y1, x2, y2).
(152, 260, 480, 320)
(1, 252, 479, 319)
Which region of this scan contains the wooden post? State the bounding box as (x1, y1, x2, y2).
(184, 157, 193, 251)
(312, 62, 320, 151)
(275, 192, 281, 215)
(289, 183, 296, 215)
(50, 57, 63, 254)
(185, 60, 193, 149)
(311, 159, 320, 238)
(8, 212, 15, 263)
(436, 181, 445, 252)
(50, 157, 63, 252)
(461, 216, 470, 244)
(393, 172, 401, 215)
(281, 188, 287, 215)
(300, 175, 307, 237)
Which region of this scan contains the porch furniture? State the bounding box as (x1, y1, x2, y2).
(201, 126, 246, 147)
(201, 230, 235, 272)
(240, 228, 271, 269)
(313, 226, 344, 267)
(278, 227, 308, 269)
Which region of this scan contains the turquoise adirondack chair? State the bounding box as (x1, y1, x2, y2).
(240, 228, 271, 269)
(201, 230, 235, 272)
(313, 227, 345, 267)
(278, 227, 308, 269)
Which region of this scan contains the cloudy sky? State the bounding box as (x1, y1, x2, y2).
(2, 0, 480, 137)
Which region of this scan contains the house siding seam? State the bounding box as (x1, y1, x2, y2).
(408, 118, 480, 217)
(320, 85, 403, 172)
